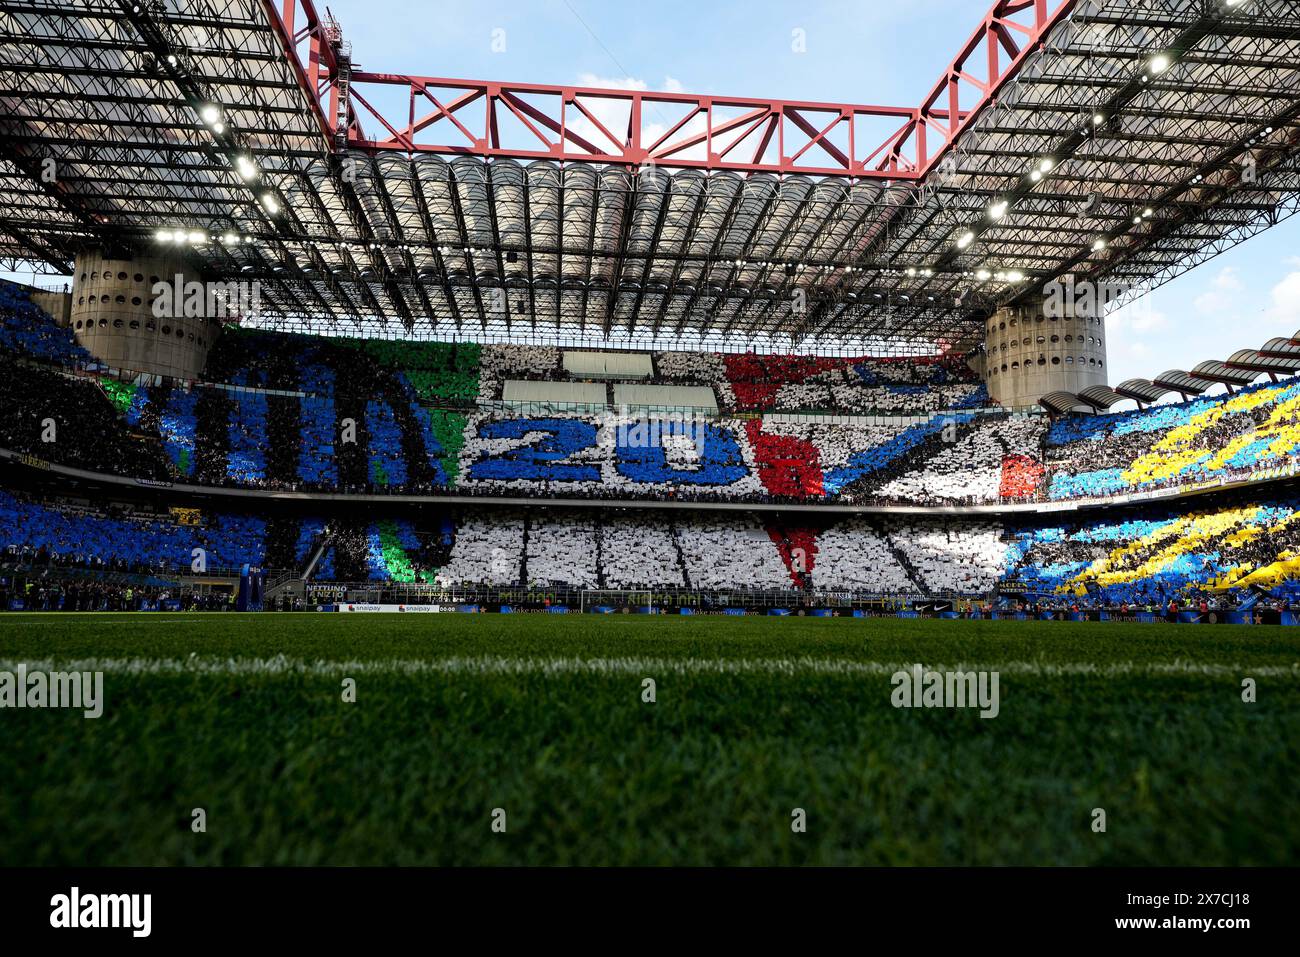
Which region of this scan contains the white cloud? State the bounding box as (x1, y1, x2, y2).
(1107, 301, 1167, 336)
(576, 73, 648, 92)
(566, 74, 705, 162)
(1264, 269, 1300, 331)
(1215, 266, 1244, 290)
(1192, 266, 1245, 317)
(575, 73, 684, 94)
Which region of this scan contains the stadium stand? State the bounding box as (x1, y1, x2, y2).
(890, 522, 1007, 594)
(436, 510, 526, 586)
(0, 283, 94, 364)
(8, 276, 1300, 608)
(0, 489, 265, 574)
(4, 474, 1300, 612)
(1005, 495, 1300, 606)
(675, 515, 794, 591)
(2, 0, 1299, 621)
(526, 513, 600, 588)
(812, 518, 916, 594)
(1045, 377, 1300, 499)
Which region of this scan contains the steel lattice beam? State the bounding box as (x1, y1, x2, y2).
(264, 0, 1078, 179)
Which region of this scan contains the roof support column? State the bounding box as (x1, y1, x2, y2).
(984, 298, 1107, 410)
(70, 248, 224, 381)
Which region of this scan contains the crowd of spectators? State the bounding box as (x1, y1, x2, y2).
(813, 518, 916, 593)
(430, 509, 1003, 596)
(1005, 497, 1300, 604)
(891, 521, 1007, 593)
(0, 482, 1297, 608)
(5, 279, 1300, 518)
(6, 334, 1297, 512)
(476, 342, 989, 417)
(0, 284, 91, 364)
(0, 576, 235, 612)
(0, 488, 266, 575)
(1046, 377, 1300, 499)
(10, 275, 1300, 608)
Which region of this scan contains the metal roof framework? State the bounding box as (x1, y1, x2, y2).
(1150, 369, 1210, 396)
(340, 0, 1080, 178)
(1259, 337, 1300, 360)
(1224, 348, 1300, 375)
(0, 0, 1298, 352)
(1074, 384, 1125, 409)
(1113, 377, 1169, 404)
(1039, 389, 1090, 414)
(1189, 359, 1256, 387)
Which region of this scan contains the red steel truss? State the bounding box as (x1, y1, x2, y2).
(263, 0, 1078, 179)
(264, 0, 358, 144)
(348, 79, 924, 178)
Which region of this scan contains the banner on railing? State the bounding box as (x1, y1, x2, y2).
(332, 603, 445, 613)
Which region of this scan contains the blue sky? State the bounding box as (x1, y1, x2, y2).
(13, 0, 1299, 385)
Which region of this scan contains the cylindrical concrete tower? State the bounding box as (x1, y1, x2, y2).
(983, 302, 1107, 408)
(70, 248, 219, 380)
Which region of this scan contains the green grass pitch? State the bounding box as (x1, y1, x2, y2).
(1, 612, 1297, 866)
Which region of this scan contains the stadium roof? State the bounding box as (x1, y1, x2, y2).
(1074, 385, 1126, 410)
(1040, 326, 1300, 413)
(1226, 348, 1300, 374)
(1259, 336, 1300, 360)
(2, 0, 1300, 349)
(1039, 390, 1091, 414)
(1113, 377, 1169, 404)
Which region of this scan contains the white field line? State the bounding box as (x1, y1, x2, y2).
(0, 656, 1295, 679)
